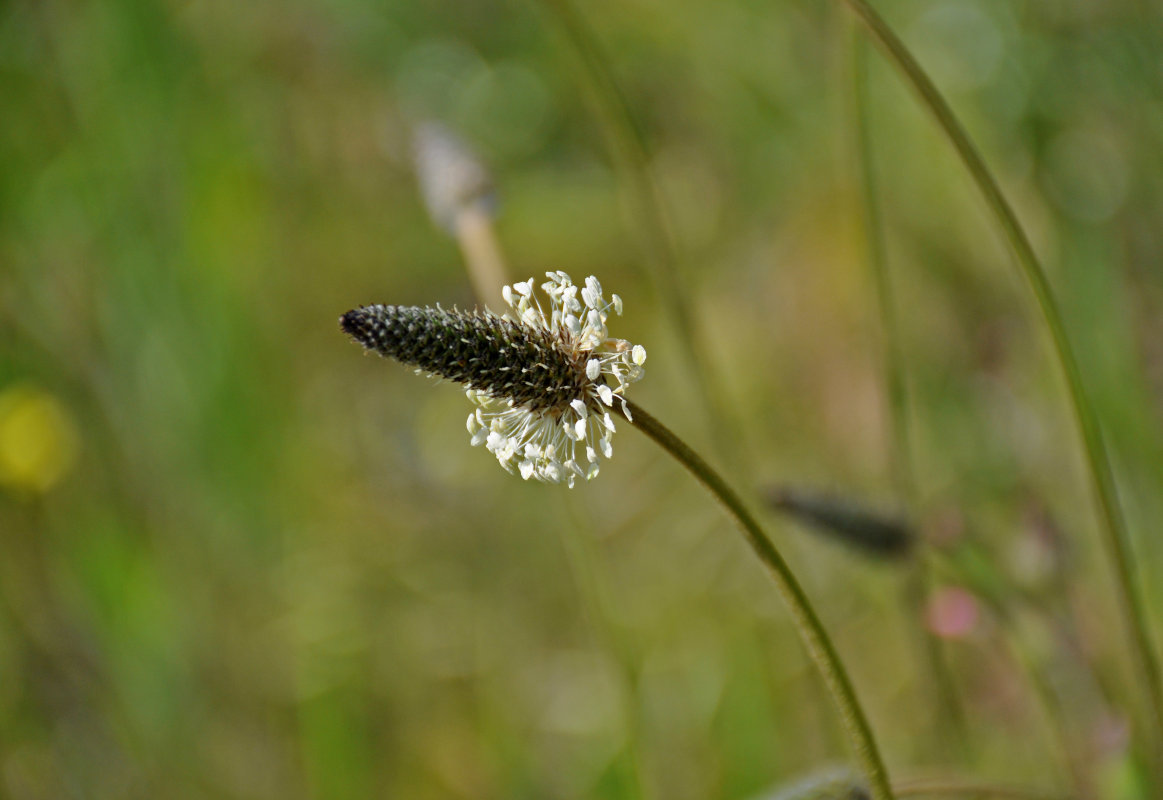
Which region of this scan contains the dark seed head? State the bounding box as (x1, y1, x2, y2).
(340, 304, 592, 415)
(767, 486, 915, 560)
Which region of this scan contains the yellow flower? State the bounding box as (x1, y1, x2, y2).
(0, 384, 79, 494)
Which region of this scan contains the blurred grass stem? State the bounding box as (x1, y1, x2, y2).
(453, 206, 510, 304)
(619, 399, 894, 800)
(536, 0, 744, 468)
(438, 185, 647, 798)
(412, 121, 509, 301)
(852, 35, 1097, 788)
(850, 30, 969, 762)
(932, 541, 1092, 793)
(842, 0, 1163, 781)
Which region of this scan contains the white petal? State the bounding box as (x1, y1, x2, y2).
(470, 428, 489, 447)
(586, 359, 601, 380)
(581, 286, 598, 309)
(586, 461, 600, 480)
(515, 279, 533, 296)
(612, 294, 623, 315)
(570, 398, 588, 418)
(602, 412, 615, 432)
(585, 275, 602, 299)
(597, 384, 614, 406)
(621, 398, 633, 422)
(632, 345, 647, 365)
(519, 460, 535, 480)
(466, 412, 479, 434)
(502, 285, 516, 307)
(600, 437, 613, 458)
(574, 418, 587, 440)
(586, 446, 598, 463)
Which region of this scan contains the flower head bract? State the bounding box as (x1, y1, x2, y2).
(340, 271, 646, 487)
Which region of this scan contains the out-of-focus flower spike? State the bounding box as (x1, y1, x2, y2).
(412, 121, 495, 231)
(412, 120, 508, 302)
(750, 766, 869, 800)
(341, 272, 644, 486)
(766, 486, 915, 560)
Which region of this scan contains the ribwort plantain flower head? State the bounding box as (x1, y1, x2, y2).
(340, 271, 646, 488)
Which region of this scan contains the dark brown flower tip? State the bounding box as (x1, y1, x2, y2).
(767, 486, 915, 560)
(339, 303, 589, 415)
(340, 308, 376, 348)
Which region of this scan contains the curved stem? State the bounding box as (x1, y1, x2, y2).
(841, 0, 1163, 780)
(619, 399, 894, 800)
(454, 207, 510, 306)
(849, 28, 969, 761)
(535, 0, 745, 469)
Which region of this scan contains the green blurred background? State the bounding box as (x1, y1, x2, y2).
(3, 0, 1163, 797)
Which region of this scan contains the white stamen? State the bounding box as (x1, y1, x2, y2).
(463, 271, 645, 487)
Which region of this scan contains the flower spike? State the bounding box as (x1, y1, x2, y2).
(341, 272, 645, 487)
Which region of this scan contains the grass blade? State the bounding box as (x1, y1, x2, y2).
(534, 0, 744, 465)
(841, 0, 1163, 781)
(848, 30, 969, 761)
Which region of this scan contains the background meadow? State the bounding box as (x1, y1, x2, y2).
(3, 0, 1163, 797)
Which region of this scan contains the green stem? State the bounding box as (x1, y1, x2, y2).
(535, 0, 744, 468)
(841, 0, 1163, 780)
(850, 33, 911, 504)
(935, 546, 1091, 795)
(849, 28, 969, 762)
(619, 399, 894, 800)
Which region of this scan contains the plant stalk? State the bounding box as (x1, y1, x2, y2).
(535, 0, 746, 471)
(849, 28, 970, 762)
(619, 399, 894, 800)
(841, 0, 1163, 780)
